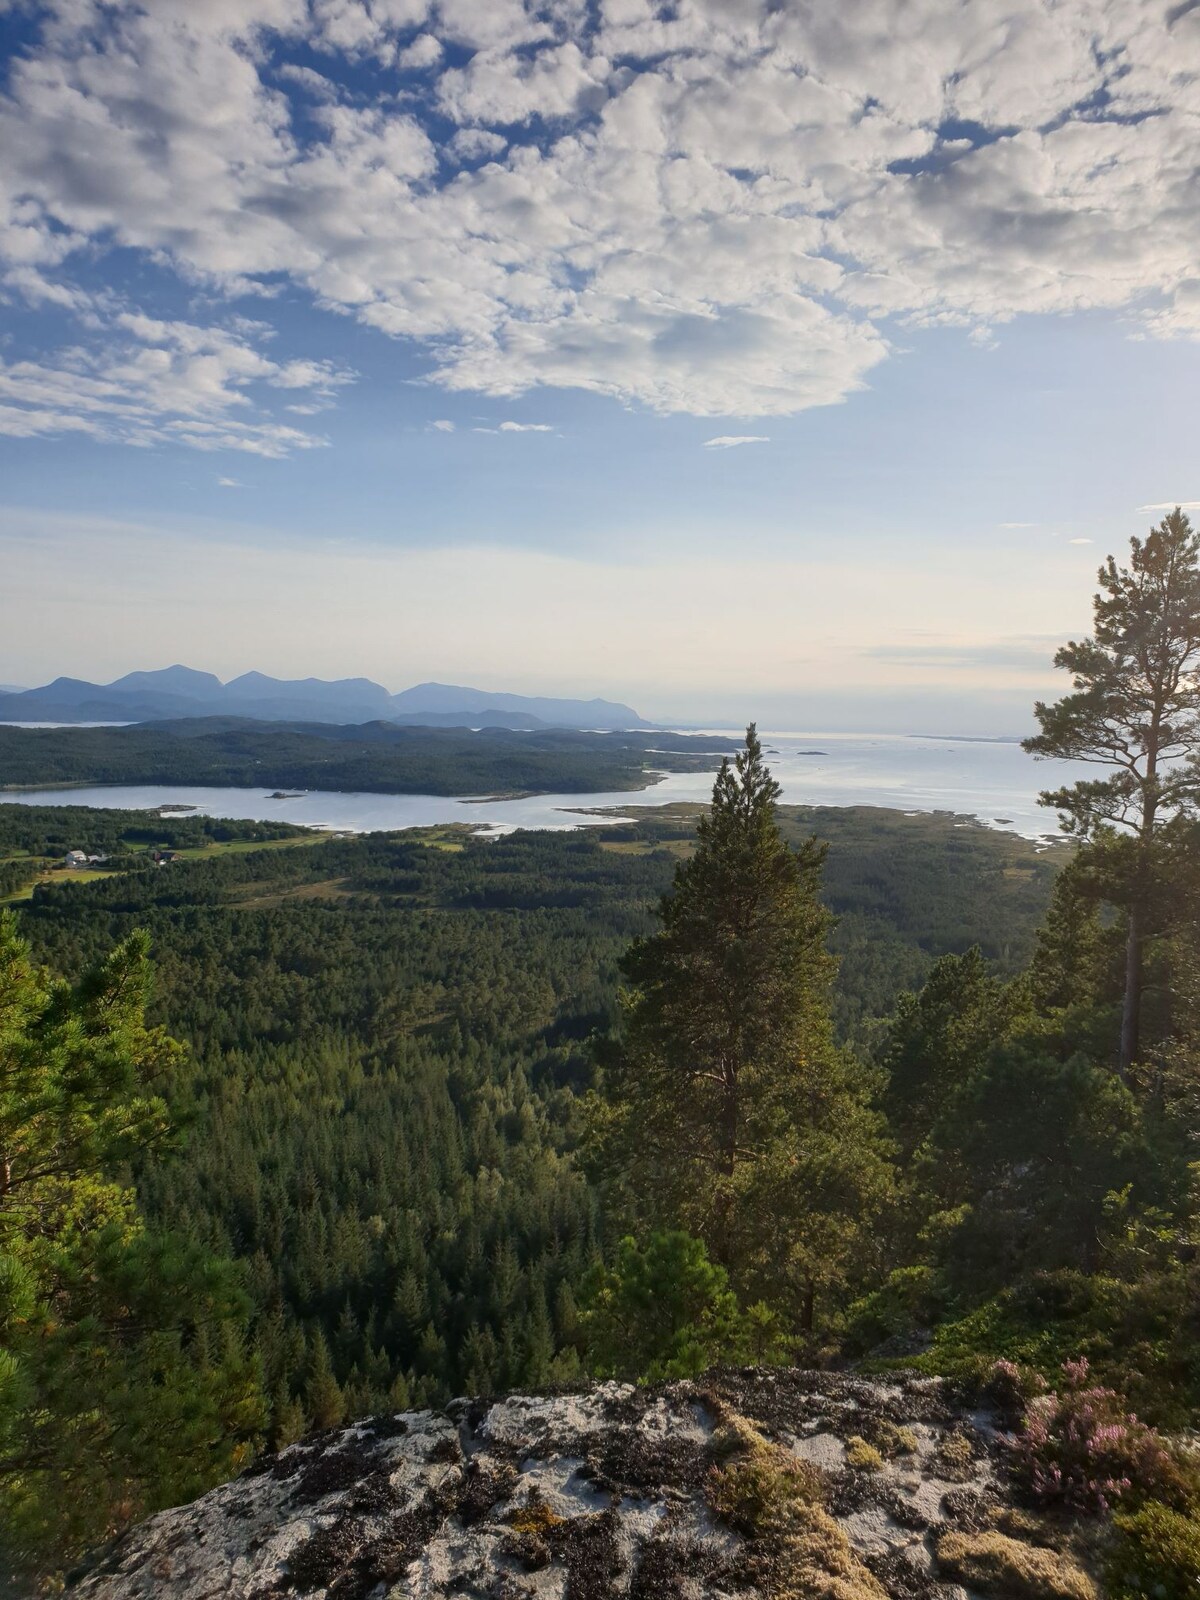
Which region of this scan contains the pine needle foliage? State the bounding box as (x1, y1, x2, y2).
(1025, 508, 1200, 1076)
(591, 727, 893, 1333)
(0, 913, 263, 1583)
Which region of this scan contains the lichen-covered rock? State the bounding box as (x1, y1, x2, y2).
(66, 1369, 1099, 1600)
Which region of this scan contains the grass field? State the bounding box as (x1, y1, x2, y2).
(168, 835, 326, 861)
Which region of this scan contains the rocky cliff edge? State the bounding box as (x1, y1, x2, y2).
(68, 1369, 1101, 1600)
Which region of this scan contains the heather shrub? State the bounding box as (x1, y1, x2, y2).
(1008, 1358, 1184, 1514)
(1106, 1502, 1200, 1600)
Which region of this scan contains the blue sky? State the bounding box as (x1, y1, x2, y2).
(1, 0, 1198, 731)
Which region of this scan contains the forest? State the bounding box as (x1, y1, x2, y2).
(3, 511, 1200, 1595)
(0, 719, 734, 797)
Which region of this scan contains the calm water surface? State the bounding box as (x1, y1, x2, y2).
(1, 731, 1087, 839)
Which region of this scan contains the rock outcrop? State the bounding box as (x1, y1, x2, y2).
(69, 1369, 1100, 1600)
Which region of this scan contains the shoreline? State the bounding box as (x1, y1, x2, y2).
(0, 768, 678, 804)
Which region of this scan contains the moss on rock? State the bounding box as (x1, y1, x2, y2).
(706, 1409, 886, 1600)
(936, 1529, 1098, 1600)
(845, 1436, 885, 1472)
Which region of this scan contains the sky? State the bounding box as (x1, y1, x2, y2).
(0, 0, 1197, 733)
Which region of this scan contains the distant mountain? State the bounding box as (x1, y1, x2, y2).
(110, 666, 224, 699)
(392, 681, 649, 730)
(0, 667, 652, 731)
(221, 672, 396, 722)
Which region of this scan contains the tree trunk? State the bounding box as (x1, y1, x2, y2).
(704, 1069, 738, 1268)
(799, 1281, 815, 1337)
(1118, 899, 1143, 1086)
(1120, 774, 1158, 1085)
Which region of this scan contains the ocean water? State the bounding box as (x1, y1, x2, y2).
(0, 730, 1085, 838)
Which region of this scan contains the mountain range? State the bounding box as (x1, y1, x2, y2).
(0, 666, 652, 731)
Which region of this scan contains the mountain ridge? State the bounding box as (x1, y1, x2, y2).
(0, 666, 652, 731)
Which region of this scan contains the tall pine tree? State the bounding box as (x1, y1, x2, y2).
(1025, 508, 1200, 1079)
(591, 727, 893, 1334)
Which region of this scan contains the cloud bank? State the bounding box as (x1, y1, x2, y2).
(1, 0, 1197, 447)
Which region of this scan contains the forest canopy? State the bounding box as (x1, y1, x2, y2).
(0, 720, 734, 797)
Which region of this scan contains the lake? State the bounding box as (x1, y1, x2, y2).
(0, 730, 1086, 839)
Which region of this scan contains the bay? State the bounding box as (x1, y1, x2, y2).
(0, 730, 1086, 838)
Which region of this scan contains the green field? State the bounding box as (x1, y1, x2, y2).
(0, 807, 325, 903)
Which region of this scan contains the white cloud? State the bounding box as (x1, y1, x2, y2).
(430, 418, 456, 431)
(397, 32, 443, 70)
(438, 40, 606, 125)
(1137, 501, 1200, 512)
(1, 0, 1198, 420)
(998, 522, 1036, 528)
(704, 435, 769, 449)
(446, 127, 508, 163)
(1067, 537, 1093, 545)
(217, 476, 244, 486)
(276, 63, 339, 100)
(471, 421, 554, 433)
(0, 314, 350, 456)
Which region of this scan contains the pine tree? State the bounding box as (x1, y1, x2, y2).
(0, 914, 263, 1581)
(304, 1329, 345, 1431)
(592, 727, 894, 1332)
(882, 948, 1026, 1152)
(1025, 509, 1200, 1079)
(271, 1381, 308, 1450)
(579, 1231, 785, 1381)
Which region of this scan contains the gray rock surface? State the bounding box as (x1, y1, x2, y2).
(65, 1369, 1060, 1600)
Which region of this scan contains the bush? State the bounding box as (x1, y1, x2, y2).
(845, 1264, 948, 1354)
(1008, 1358, 1184, 1515)
(1106, 1502, 1200, 1600)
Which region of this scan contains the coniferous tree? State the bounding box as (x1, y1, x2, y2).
(1025, 509, 1200, 1079)
(579, 1231, 785, 1381)
(592, 727, 894, 1332)
(882, 947, 1025, 1152)
(271, 1382, 308, 1450)
(305, 1329, 345, 1431)
(0, 914, 262, 1581)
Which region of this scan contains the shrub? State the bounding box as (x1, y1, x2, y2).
(1008, 1358, 1183, 1515)
(1106, 1502, 1200, 1600)
(868, 1418, 918, 1458)
(844, 1265, 947, 1353)
(987, 1358, 1049, 1423)
(706, 1424, 823, 1536)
